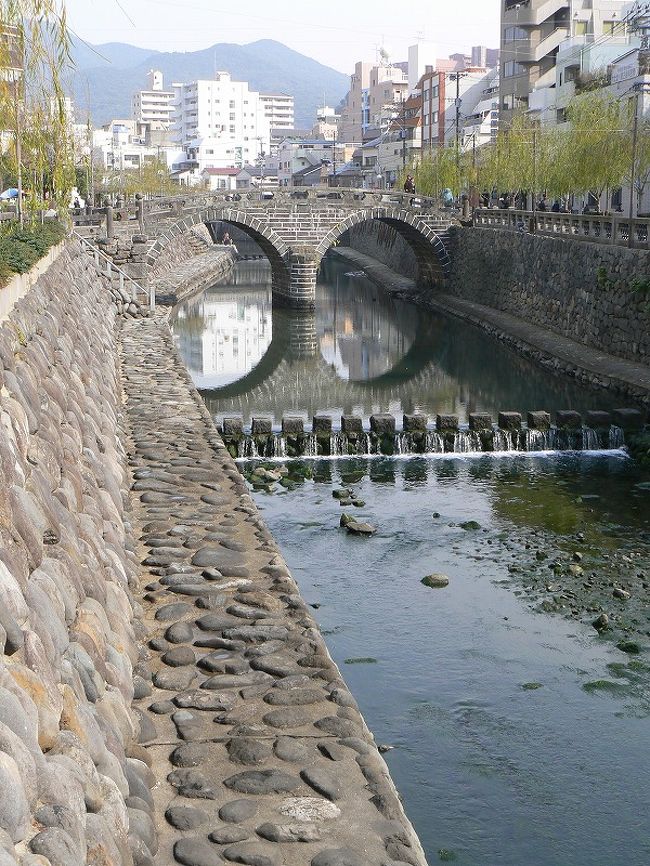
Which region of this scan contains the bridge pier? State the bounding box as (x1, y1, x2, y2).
(287, 311, 318, 359)
(272, 246, 318, 308)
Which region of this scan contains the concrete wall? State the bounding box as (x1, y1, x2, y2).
(447, 227, 650, 363)
(0, 243, 153, 866)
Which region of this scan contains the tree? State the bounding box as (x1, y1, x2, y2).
(0, 1, 74, 219)
(563, 90, 631, 209)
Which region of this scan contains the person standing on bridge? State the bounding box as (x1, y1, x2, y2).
(403, 175, 416, 193)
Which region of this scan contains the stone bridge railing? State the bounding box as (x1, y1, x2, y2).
(474, 208, 650, 249)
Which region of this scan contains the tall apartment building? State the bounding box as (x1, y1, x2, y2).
(420, 67, 494, 150)
(132, 70, 175, 130)
(471, 45, 501, 67)
(259, 93, 295, 136)
(172, 71, 271, 174)
(340, 62, 373, 142)
(499, 0, 629, 125)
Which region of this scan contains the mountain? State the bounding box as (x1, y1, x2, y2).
(66, 38, 349, 129)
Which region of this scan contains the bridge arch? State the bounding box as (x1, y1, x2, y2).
(146, 207, 293, 297)
(314, 207, 450, 289)
(144, 197, 452, 307)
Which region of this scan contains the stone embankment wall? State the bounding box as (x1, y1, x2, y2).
(102, 224, 214, 288)
(148, 224, 214, 280)
(344, 222, 417, 279)
(447, 227, 650, 363)
(0, 243, 153, 866)
(152, 249, 235, 307)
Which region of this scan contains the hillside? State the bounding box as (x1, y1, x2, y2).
(67, 37, 349, 128)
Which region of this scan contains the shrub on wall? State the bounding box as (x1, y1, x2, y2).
(0, 221, 65, 286)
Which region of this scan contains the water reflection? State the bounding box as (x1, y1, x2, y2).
(172, 257, 620, 426)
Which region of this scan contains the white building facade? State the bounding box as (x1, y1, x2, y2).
(132, 70, 175, 130)
(172, 72, 271, 175)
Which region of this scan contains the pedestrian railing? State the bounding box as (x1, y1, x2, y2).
(473, 208, 650, 250)
(73, 231, 155, 310)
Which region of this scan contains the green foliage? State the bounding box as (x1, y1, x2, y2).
(410, 90, 635, 206)
(0, 3, 75, 211)
(629, 276, 650, 294)
(0, 220, 65, 285)
(596, 266, 614, 289)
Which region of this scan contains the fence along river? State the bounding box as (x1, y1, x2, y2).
(172, 258, 650, 865)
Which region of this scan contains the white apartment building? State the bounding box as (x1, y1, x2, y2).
(311, 105, 341, 140)
(460, 68, 501, 148)
(259, 93, 294, 135)
(92, 119, 181, 174)
(172, 71, 271, 175)
(132, 70, 175, 130)
(499, 0, 629, 125)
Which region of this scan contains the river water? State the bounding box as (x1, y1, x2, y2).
(172, 260, 650, 866)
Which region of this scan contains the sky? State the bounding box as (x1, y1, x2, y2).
(62, 0, 501, 74)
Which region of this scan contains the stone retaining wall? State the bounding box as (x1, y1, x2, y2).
(151, 249, 235, 307)
(148, 225, 214, 280)
(447, 227, 650, 363)
(0, 243, 153, 866)
(344, 222, 417, 279)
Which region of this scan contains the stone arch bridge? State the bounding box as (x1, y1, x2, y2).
(140, 188, 453, 307)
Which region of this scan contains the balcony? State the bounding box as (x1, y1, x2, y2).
(517, 26, 570, 63)
(504, 0, 568, 27)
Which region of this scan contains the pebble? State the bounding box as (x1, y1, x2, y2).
(301, 767, 342, 801)
(222, 842, 280, 866)
(165, 805, 208, 830)
(173, 837, 223, 866)
(209, 827, 250, 844)
(170, 743, 209, 768)
(219, 800, 258, 823)
(278, 797, 341, 822)
(256, 822, 321, 842)
(223, 769, 301, 795)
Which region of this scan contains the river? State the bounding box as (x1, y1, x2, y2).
(172, 259, 650, 866)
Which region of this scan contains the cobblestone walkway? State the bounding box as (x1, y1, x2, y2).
(333, 247, 650, 406)
(119, 314, 427, 866)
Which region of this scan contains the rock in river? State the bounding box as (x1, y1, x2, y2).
(421, 574, 450, 589)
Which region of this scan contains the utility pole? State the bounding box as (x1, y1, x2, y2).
(401, 98, 407, 171)
(531, 128, 537, 234)
(628, 84, 642, 246)
(332, 128, 337, 186)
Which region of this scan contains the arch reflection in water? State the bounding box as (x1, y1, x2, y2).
(172, 267, 273, 390)
(172, 258, 619, 427)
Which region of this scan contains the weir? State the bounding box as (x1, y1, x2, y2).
(220, 412, 634, 460)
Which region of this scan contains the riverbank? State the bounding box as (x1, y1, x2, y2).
(120, 310, 429, 866)
(330, 246, 650, 410)
(151, 247, 235, 306)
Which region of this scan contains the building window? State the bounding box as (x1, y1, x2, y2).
(574, 21, 587, 36)
(504, 26, 527, 41)
(503, 61, 526, 77)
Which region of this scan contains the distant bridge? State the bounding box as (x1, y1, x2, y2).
(139, 188, 453, 307)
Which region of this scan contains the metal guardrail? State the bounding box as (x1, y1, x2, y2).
(473, 208, 650, 250)
(73, 230, 155, 310)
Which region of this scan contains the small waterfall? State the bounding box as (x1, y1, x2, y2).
(581, 427, 600, 450)
(425, 431, 445, 453)
(238, 437, 259, 459)
(330, 433, 345, 456)
(304, 434, 318, 457)
(609, 426, 625, 448)
(493, 429, 518, 452)
(272, 436, 287, 458)
(453, 430, 481, 453)
(525, 429, 551, 451)
(231, 422, 626, 460)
